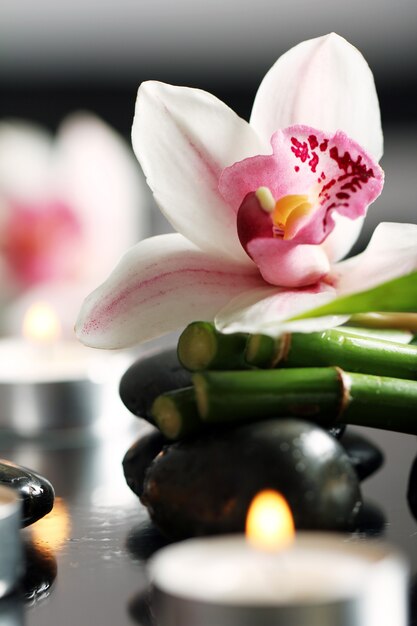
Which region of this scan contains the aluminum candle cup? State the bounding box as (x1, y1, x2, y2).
(0, 485, 23, 598)
(0, 302, 106, 436)
(0, 338, 103, 436)
(149, 535, 408, 626)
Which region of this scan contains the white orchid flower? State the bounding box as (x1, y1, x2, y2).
(76, 33, 416, 349)
(0, 113, 147, 335)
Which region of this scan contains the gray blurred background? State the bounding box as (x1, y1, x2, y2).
(1, 0, 416, 251)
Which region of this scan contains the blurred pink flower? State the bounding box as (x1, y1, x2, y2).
(2, 199, 81, 286)
(0, 114, 148, 335)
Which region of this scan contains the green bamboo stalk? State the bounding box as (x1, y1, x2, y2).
(343, 372, 417, 433)
(245, 328, 417, 379)
(178, 322, 415, 375)
(177, 321, 249, 371)
(192, 368, 417, 435)
(193, 368, 340, 425)
(151, 387, 202, 440)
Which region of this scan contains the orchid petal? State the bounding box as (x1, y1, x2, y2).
(55, 113, 148, 285)
(335, 222, 417, 295)
(321, 214, 364, 263)
(215, 283, 348, 336)
(132, 81, 267, 264)
(251, 33, 383, 161)
(76, 234, 263, 349)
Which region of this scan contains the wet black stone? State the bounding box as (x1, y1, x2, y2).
(128, 590, 155, 626)
(409, 571, 417, 623)
(119, 348, 192, 424)
(122, 422, 346, 507)
(123, 429, 168, 498)
(141, 419, 362, 540)
(0, 459, 54, 527)
(340, 430, 384, 481)
(125, 519, 170, 562)
(353, 501, 386, 536)
(407, 455, 417, 522)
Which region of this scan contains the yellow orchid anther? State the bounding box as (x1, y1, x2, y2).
(273, 194, 313, 239)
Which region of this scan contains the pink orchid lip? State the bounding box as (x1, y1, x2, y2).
(237, 186, 318, 254)
(221, 126, 384, 242)
(236, 190, 331, 288)
(220, 124, 384, 289)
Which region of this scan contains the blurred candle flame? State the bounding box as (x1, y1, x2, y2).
(246, 490, 295, 551)
(30, 498, 70, 553)
(22, 302, 61, 342)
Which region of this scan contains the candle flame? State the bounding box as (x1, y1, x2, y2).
(246, 490, 295, 551)
(22, 302, 61, 342)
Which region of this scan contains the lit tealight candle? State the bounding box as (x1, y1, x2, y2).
(0, 302, 103, 436)
(149, 491, 408, 626)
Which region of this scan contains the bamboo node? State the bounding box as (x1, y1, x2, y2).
(335, 367, 352, 418)
(272, 333, 292, 367)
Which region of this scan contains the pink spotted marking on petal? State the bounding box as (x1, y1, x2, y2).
(291, 137, 310, 163)
(289, 130, 381, 238)
(309, 151, 319, 173)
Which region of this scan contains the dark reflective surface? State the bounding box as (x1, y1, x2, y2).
(22, 539, 57, 608)
(1, 409, 417, 624)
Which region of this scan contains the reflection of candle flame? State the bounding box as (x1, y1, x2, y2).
(30, 498, 70, 553)
(22, 302, 61, 342)
(246, 490, 295, 551)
